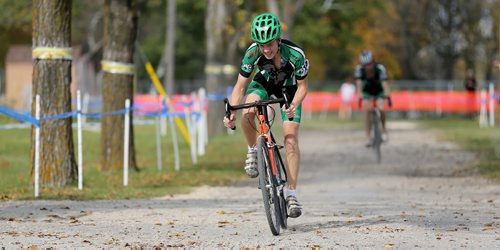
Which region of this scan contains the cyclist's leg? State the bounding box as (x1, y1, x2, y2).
(281, 106, 303, 218)
(375, 91, 388, 141)
(242, 81, 269, 177)
(375, 97, 387, 133)
(242, 81, 269, 145)
(362, 93, 373, 145)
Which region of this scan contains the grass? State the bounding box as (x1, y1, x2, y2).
(419, 116, 500, 180)
(1, 112, 498, 200)
(0, 118, 249, 200)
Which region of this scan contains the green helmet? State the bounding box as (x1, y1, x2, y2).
(251, 13, 281, 44)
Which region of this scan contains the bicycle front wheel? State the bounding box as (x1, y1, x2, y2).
(273, 146, 288, 229)
(257, 136, 281, 235)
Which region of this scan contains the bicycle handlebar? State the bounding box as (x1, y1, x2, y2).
(224, 89, 293, 130)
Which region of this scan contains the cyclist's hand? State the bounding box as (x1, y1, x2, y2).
(223, 112, 236, 129)
(283, 103, 296, 119)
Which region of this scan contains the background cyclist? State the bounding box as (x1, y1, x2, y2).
(222, 13, 310, 218)
(355, 50, 391, 146)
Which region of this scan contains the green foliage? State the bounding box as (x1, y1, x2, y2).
(292, 0, 389, 81)
(0, 0, 31, 67)
(136, 0, 206, 81)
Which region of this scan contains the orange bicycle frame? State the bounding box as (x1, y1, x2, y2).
(257, 113, 278, 176)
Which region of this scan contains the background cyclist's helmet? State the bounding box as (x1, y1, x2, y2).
(359, 50, 374, 65)
(251, 13, 281, 44)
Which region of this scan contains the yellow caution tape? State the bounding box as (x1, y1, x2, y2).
(101, 60, 135, 75)
(32, 47, 72, 60)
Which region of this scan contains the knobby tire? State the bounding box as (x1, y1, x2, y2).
(273, 146, 288, 229)
(257, 136, 281, 235)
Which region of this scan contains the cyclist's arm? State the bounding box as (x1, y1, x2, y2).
(292, 77, 308, 108)
(230, 73, 251, 108)
(383, 80, 390, 96)
(356, 79, 363, 97)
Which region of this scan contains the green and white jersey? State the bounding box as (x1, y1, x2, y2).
(239, 39, 309, 87)
(354, 63, 387, 97)
(354, 63, 387, 84)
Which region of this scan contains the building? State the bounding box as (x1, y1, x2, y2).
(5, 45, 83, 111)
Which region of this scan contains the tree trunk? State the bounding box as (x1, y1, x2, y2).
(101, 0, 138, 171)
(31, 0, 77, 187)
(205, 0, 228, 136)
(165, 0, 176, 95)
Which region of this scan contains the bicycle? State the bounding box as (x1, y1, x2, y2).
(359, 96, 392, 163)
(224, 89, 292, 236)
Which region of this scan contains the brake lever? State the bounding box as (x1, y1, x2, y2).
(223, 98, 236, 130)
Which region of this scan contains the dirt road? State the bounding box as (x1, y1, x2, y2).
(1, 121, 499, 248)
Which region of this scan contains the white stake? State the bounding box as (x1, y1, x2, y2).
(183, 95, 197, 164)
(190, 92, 198, 162)
(123, 99, 130, 186)
(479, 89, 488, 128)
(164, 97, 180, 171)
(198, 88, 207, 155)
(155, 116, 162, 171)
(77, 90, 83, 190)
(169, 115, 180, 171)
(34, 95, 40, 198)
(489, 83, 495, 127)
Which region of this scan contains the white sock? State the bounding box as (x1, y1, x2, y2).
(248, 145, 256, 152)
(285, 188, 297, 198)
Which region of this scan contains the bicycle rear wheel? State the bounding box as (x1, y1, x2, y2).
(257, 136, 281, 235)
(372, 110, 382, 163)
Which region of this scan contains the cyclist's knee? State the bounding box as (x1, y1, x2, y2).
(242, 109, 256, 118)
(284, 134, 299, 150)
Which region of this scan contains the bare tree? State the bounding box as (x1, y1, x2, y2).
(101, 0, 139, 170)
(461, 1, 484, 72)
(205, 0, 250, 136)
(31, 0, 77, 187)
(393, 0, 431, 79)
(266, 0, 306, 39)
(165, 0, 176, 95)
(427, 0, 466, 79)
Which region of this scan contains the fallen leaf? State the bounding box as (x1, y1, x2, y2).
(216, 211, 226, 215)
(482, 227, 495, 231)
(218, 220, 231, 224)
(384, 243, 394, 248)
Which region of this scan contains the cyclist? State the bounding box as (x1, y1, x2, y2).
(355, 50, 390, 146)
(223, 13, 309, 218)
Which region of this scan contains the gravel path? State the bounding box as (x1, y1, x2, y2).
(1, 121, 499, 248)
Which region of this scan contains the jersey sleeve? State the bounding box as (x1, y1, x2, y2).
(354, 65, 362, 79)
(377, 64, 388, 80)
(239, 43, 260, 78)
(294, 58, 309, 80)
